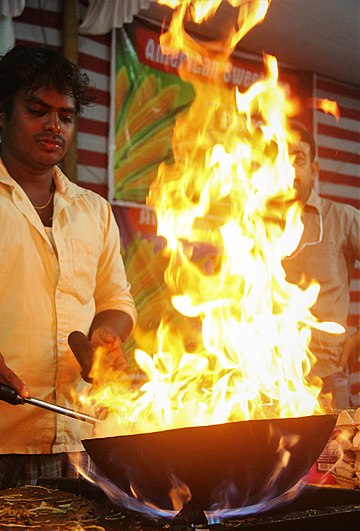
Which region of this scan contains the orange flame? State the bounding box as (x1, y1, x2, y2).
(80, 0, 344, 441)
(158, 0, 270, 60)
(312, 97, 340, 121)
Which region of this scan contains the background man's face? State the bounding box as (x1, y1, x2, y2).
(289, 140, 319, 204)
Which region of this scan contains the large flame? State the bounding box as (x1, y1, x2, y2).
(81, 0, 342, 439)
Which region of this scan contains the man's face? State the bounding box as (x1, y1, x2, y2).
(0, 86, 76, 173)
(289, 140, 319, 204)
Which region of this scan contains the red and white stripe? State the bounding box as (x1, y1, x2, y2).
(315, 77, 360, 209)
(314, 77, 360, 329)
(315, 77, 360, 404)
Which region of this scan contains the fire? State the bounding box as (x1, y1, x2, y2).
(80, 0, 343, 438)
(311, 97, 340, 121)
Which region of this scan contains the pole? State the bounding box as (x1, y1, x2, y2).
(62, 0, 78, 182)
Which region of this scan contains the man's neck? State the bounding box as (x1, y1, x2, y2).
(0, 149, 54, 191)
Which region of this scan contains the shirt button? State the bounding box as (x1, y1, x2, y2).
(59, 336, 67, 344)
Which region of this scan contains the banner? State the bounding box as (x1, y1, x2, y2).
(110, 23, 195, 206)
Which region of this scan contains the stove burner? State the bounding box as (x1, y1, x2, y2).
(174, 501, 208, 525)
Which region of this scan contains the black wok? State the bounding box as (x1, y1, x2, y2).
(82, 414, 337, 511)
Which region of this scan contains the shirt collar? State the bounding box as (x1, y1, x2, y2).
(0, 157, 88, 201)
(0, 158, 14, 186)
(52, 166, 88, 200)
(305, 188, 322, 213)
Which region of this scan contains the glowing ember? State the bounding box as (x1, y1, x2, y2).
(311, 97, 340, 121)
(80, 0, 343, 438)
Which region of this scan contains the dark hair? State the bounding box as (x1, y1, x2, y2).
(0, 45, 97, 116)
(288, 120, 317, 162)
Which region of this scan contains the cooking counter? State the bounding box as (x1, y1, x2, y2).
(1, 479, 359, 530)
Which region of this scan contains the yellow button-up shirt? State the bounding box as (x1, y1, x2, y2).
(0, 160, 136, 454)
(283, 189, 360, 378)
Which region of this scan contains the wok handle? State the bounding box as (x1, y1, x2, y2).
(68, 331, 95, 383)
(0, 383, 25, 405)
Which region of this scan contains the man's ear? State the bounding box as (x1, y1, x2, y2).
(311, 160, 319, 181)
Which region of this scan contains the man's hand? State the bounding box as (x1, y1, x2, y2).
(0, 352, 28, 398)
(338, 329, 360, 369)
(90, 326, 127, 375)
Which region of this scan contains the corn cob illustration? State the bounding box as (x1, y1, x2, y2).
(131, 271, 167, 302)
(135, 284, 170, 331)
(114, 112, 176, 167)
(125, 74, 158, 120)
(115, 183, 155, 203)
(123, 233, 202, 360)
(114, 105, 176, 201)
(123, 235, 171, 357)
(112, 51, 196, 205)
(124, 233, 151, 271)
(114, 66, 129, 122)
(124, 237, 166, 296)
(124, 235, 168, 297)
(115, 73, 157, 133)
(115, 84, 179, 152)
(114, 134, 171, 186)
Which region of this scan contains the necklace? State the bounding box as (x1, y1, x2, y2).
(33, 189, 55, 210)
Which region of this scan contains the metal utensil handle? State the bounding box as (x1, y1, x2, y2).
(24, 396, 100, 424)
(0, 383, 99, 424)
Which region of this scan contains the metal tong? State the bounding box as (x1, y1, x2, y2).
(0, 383, 100, 425)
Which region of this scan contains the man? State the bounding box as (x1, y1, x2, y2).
(282, 122, 359, 409)
(0, 45, 136, 487)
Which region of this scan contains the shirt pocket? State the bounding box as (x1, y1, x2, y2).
(284, 240, 339, 287)
(302, 241, 341, 284)
(71, 238, 101, 305)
